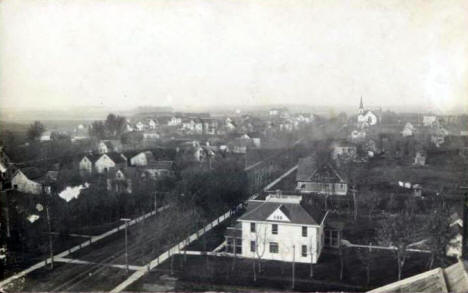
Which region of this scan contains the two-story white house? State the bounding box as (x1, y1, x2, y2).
(234, 195, 327, 264)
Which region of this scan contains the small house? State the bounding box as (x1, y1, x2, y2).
(94, 153, 127, 174)
(296, 155, 348, 196)
(129, 151, 155, 166)
(10, 168, 46, 195)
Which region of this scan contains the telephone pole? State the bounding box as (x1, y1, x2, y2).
(45, 204, 53, 269)
(351, 185, 358, 221)
(292, 245, 295, 289)
(121, 218, 131, 274)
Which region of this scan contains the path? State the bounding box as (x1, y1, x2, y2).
(0, 205, 169, 289)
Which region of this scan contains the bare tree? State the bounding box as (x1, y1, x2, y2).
(424, 202, 452, 269)
(356, 243, 374, 285)
(308, 232, 317, 278)
(360, 191, 381, 220)
(377, 212, 421, 280)
(252, 224, 268, 281)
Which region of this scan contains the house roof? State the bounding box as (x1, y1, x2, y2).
(368, 261, 468, 293)
(128, 151, 155, 162)
(296, 155, 346, 183)
(20, 167, 45, 180)
(104, 152, 127, 164)
(146, 160, 174, 170)
(238, 200, 325, 225)
(82, 154, 101, 163)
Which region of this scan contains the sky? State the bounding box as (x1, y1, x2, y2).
(1, 0, 467, 114)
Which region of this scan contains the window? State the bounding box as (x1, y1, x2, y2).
(272, 224, 278, 235)
(250, 222, 256, 233)
(269, 242, 279, 253)
(250, 241, 256, 252)
(302, 245, 307, 257)
(302, 226, 307, 237)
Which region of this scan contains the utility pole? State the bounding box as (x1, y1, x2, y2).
(292, 245, 295, 289)
(121, 218, 131, 274)
(351, 185, 358, 221)
(45, 204, 53, 269)
(41, 186, 54, 270)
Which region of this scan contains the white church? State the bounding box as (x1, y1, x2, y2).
(356, 97, 378, 129)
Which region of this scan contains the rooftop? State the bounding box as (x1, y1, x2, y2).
(238, 199, 325, 226)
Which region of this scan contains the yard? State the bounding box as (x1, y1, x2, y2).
(128, 247, 437, 292)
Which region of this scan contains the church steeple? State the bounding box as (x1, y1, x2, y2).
(359, 96, 364, 114)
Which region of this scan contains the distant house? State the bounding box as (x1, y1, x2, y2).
(79, 154, 100, 176)
(158, 116, 181, 127)
(295, 113, 314, 124)
(97, 141, 109, 154)
(423, 115, 437, 127)
(296, 155, 348, 196)
(135, 121, 145, 131)
(331, 141, 357, 161)
(125, 122, 134, 132)
(181, 119, 196, 132)
(231, 136, 254, 154)
(40, 131, 52, 142)
(96, 140, 122, 154)
(269, 107, 289, 118)
(148, 119, 158, 130)
(248, 132, 262, 148)
(193, 119, 203, 134)
(413, 151, 426, 166)
(402, 122, 415, 137)
(106, 167, 135, 194)
(10, 168, 47, 195)
(129, 151, 155, 166)
(142, 160, 175, 179)
(350, 130, 366, 142)
(201, 118, 219, 135)
(169, 116, 182, 127)
(142, 131, 160, 141)
(94, 153, 128, 174)
(230, 195, 326, 264)
(225, 118, 237, 132)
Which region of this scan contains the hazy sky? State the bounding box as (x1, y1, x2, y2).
(1, 0, 467, 113)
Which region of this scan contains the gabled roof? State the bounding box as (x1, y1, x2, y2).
(238, 200, 325, 225)
(81, 154, 101, 163)
(20, 167, 45, 180)
(103, 152, 127, 164)
(296, 155, 345, 183)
